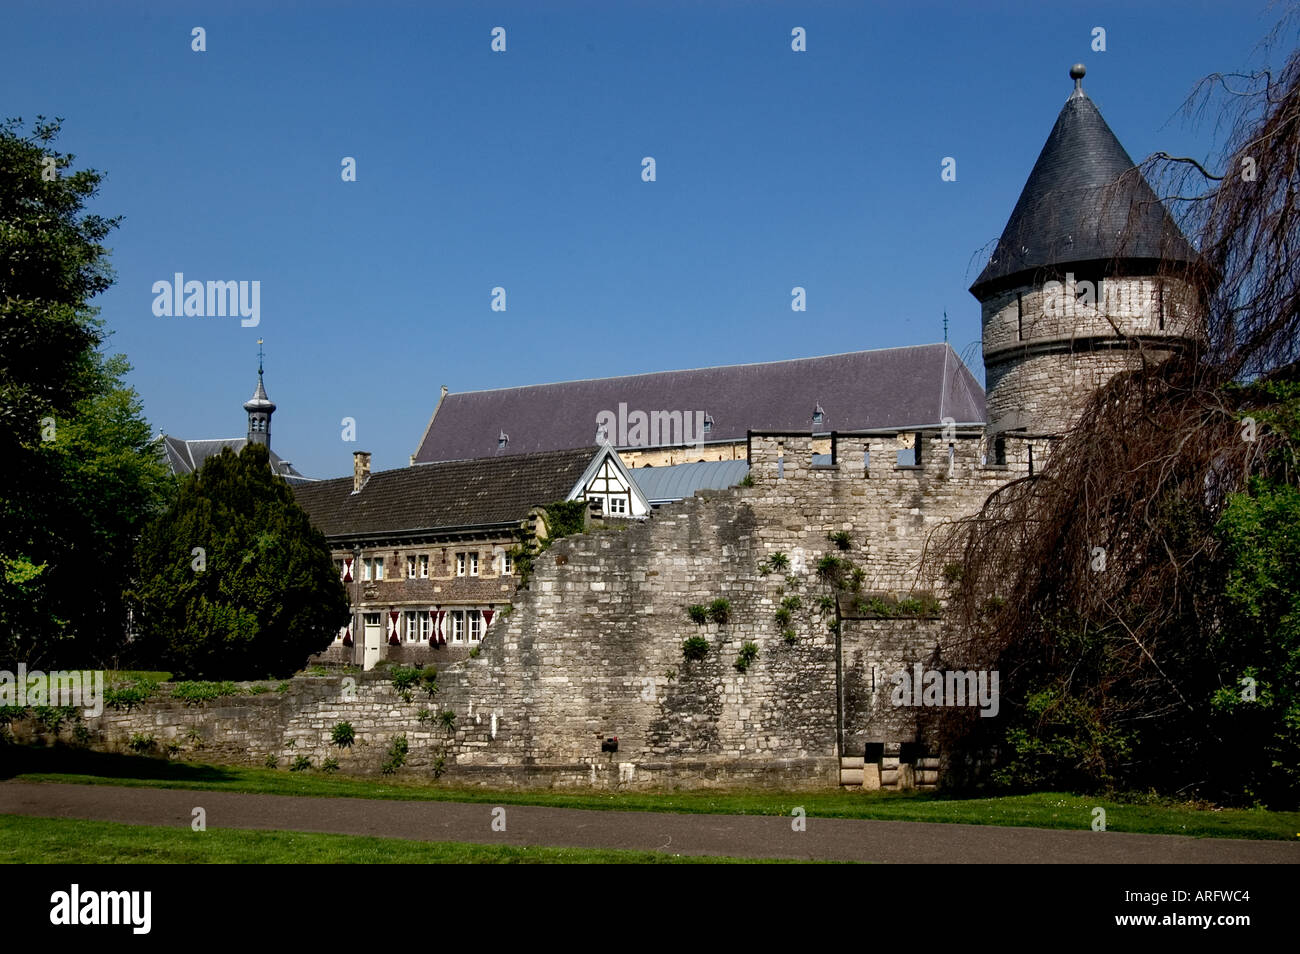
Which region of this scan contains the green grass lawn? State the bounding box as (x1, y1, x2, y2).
(0, 814, 789, 864)
(6, 746, 1299, 841)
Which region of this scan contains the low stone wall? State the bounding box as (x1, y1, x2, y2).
(3, 673, 838, 790)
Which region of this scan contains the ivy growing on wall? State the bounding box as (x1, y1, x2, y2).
(508, 499, 592, 586)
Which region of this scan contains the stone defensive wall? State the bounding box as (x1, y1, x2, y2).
(14, 430, 1032, 789)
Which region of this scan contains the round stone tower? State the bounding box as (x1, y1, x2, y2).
(970, 65, 1202, 437)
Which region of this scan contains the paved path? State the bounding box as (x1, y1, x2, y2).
(2, 781, 1297, 863)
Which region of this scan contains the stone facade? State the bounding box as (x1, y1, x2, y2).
(980, 273, 1201, 436)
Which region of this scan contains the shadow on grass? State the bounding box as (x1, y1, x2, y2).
(0, 744, 243, 785)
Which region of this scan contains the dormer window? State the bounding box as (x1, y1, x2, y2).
(498, 430, 509, 449)
(703, 414, 713, 434)
(812, 405, 825, 427)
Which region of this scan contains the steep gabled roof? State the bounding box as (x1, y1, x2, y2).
(414, 343, 985, 464)
(292, 446, 599, 540)
(971, 72, 1198, 298)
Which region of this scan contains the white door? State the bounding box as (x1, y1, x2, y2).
(363, 613, 382, 671)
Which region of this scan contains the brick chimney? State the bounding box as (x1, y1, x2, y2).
(352, 451, 371, 493)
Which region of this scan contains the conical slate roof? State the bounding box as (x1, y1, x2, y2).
(971, 68, 1197, 298)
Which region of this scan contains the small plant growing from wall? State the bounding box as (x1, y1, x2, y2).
(816, 553, 843, 584)
(382, 734, 409, 774)
(774, 607, 792, 627)
(264, 754, 278, 769)
(438, 711, 457, 734)
(854, 593, 942, 619)
(33, 705, 71, 736)
(781, 628, 798, 645)
(828, 530, 853, 551)
(686, 604, 708, 624)
(331, 721, 355, 748)
(128, 733, 154, 753)
(734, 642, 759, 673)
(708, 598, 732, 625)
(290, 755, 312, 772)
(420, 667, 439, 697)
(321, 757, 340, 773)
(682, 636, 709, 662)
(390, 666, 421, 702)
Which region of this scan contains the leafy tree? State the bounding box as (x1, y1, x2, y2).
(1210, 380, 1300, 806)
(132, 443, 350, 679)
(1, 117, 170, 667)
(29, 355, 174, 665)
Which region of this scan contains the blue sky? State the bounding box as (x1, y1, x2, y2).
(2, 0, 1286, 477)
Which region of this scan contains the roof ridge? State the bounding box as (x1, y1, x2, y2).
(440, 343, 951, 397)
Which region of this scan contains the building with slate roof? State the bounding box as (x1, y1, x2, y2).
(412, 342, 986, 468)
(158, 345, 315, 486)
(293, 444, 649, 669)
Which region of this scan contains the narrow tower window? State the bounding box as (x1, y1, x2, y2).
(1017, 293, 1024, 341)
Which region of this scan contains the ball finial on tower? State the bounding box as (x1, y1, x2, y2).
(1070, 63, 1086, 92)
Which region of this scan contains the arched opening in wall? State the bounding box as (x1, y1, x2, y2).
(914, 431, 923, 467)
(1028, 443, 1035, 475)
(994, 436, 1006, 466)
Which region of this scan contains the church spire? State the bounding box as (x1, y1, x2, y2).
(243, 338, 276, 448)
